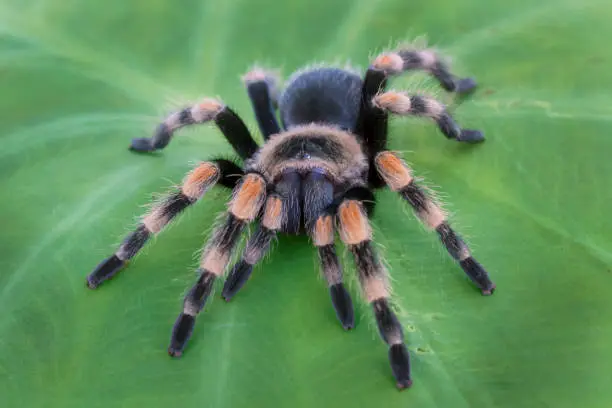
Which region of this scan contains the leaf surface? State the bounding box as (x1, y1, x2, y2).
(1, 0, 611, 407)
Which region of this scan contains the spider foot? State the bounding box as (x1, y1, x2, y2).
(456, 77, 478, 95)
(330, 284, 355, 330)
(168, 313, 195, 357)
(222, 260, 254, 301)
(389, 344, 412, 390)
(129, 137, 156, 152)
(481, 283, 496, 296)
(457, 129, 485, 144)
(86, 255, 125, 289)
(460, 257, 496, 295)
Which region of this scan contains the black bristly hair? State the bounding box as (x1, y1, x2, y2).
(209, 157, 245, 189)
(86, 44, 494, 390)
(279, 67, 363, 132)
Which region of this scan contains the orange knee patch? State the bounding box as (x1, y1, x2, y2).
(338, 201, 371, 245)
(375, 152, 413, 191)
(313, 215, 334, 247)
(372, 91, 412, 115)
(198, 98, 223, 113)
(372, 53, 404, 74)
(182, 162, 220, 198)
(230, 174, 267, 221)
(262, 196, 283, 230)
(190, 98, 224, 123)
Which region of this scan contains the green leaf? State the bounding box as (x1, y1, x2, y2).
(1, 0, 611, 407)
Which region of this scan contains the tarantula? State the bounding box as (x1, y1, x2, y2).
(86, 46, 495, 389)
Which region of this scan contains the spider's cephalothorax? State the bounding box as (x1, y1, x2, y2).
(87, 46, 495, 390)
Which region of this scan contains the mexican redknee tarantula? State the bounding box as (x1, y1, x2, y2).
(86, 46, 495, 389)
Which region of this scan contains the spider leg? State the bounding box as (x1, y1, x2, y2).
(130, 98, 259, 159)
(243, 67, 281, 139)
(371, 47, 477, 94)
(221, 195, 283, 301)
(373, 91, 485, 143)
(168, 172, 267, 357)
(86, 159, 243, 289)
(221, 169, 301, 299)
(304, 173, 356, 330)
(375, 151, 495, 294)
(311, 213, 354, 329)
(357, 48, 478, 187)
(336, 197, 411, 389)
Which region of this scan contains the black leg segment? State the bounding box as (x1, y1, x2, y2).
(214, 107, 260, 159)
(243, 68, 281, 138)
(130, 99, 259, 160)
(320, 244, 354, 330)
(212, 158, 245, 189)
(373, 92, 485, 143)
(169, 269, 217, 357)
(221, 225, 276, 301)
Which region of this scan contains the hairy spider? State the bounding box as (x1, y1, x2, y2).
(86, 46, 495, 389)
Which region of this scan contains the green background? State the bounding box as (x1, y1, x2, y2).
(1, 0, 611, 406)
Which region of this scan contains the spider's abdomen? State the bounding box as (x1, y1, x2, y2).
(279, 67, 363, 131)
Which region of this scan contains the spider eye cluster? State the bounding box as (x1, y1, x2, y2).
(276, 135, 337, 161)
(298, 152, 312, 160)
